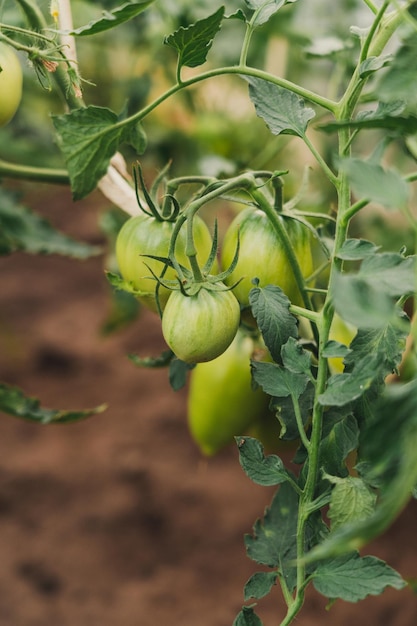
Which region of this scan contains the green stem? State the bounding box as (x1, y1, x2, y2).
(302, 134, 338, 186)
(0, 159, 69, 184)
(122, 65, 337, 131)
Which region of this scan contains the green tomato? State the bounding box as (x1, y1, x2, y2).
(187, 329, 271, 456)
(328, 313, 357, 374)
(0, 43, 22, 127)
(221, 208, 313, 309)
(161, 287, 240, 364)
(116, 213, 214, 313)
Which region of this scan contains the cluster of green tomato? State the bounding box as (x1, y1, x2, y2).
(0, 43, 22, 127)
(116, 200, 315, 456)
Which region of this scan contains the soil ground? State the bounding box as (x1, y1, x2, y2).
(0, 185, 416, 626)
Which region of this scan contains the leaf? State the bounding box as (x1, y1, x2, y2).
(164, 7, 224, 70)
(0, 189, 100, 258)
(169, 358, 195, 391)
(245, 482, 298, 588)
(331, 254, 415, 330)
(378, 33, 417, 109)
(271, 382, 314, 441)
(336, 238, 380, 261)
(318, 355, 381, 407)
(233, 606, 264, 626)
(319, 102, 417, 135)
(313, 553, 406, 602)
(318, 413, 359, 477)
(128, 350, 173, 368)
(281, 336, 312, 375)
(245, 0, 298, 28)
(52, 106, 146, 200)
(247, 77, 315, 138)
(0, 383, 106, 425)
(249, 285, 298, 362)
(341, 158, 409, 209)
(304, 380, 417, 562)
(325, 475, 377, 531)
(322, 340, 351, 360)
(244, 571, 278, 600)
(251, 361, 309, 399)
(359, 54, 392, 79)
(68, 1, 156, 36)
(344, 314, 409, 380)
(236, 436, 293, 486)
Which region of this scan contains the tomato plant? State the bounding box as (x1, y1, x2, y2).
(0, 42, 22, 126)
(1, 1, 417, 625)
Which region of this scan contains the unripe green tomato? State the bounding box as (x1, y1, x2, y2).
(187, 329, 271, 456)
(328, 313, 356, 374)
(162, 287, 240, 364)
(221, 208, 313, 309)
(0, 43, 22, 127)
(116, 213, 214, 313)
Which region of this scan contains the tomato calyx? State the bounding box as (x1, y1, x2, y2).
(142, 218, 242, 306)
(133, 161, 180, 223)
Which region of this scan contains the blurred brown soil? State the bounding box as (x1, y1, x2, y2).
(0, 185, 416, 626)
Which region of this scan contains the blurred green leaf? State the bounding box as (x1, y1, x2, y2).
(68, 1, 156, 36)
(245, 0, 298, 28)
(0, 383, 106, 424)
(336, 239, 380, 261)
(341, 158, 409, 209)
(0, 189, 100, 258)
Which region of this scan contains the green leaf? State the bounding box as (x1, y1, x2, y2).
(247, 77, 315, 137)
(169, 358, 195, 391)
(313, 553, 406, 602)
(336, 238, 380, 261)
(245, 482, 298, 588)
(236, 436, 293, 486)
(332, 254, 415, 329)
(281, 336, 312, 375)
(249, 285, 298, 362)
(128, 350, 173, 368)
(325, 475, 377, 531)
(0, 189, 100, 258)
(245, 0, 298, 28)
(68, 1, 156, 36)
(271, 382, 314, 440)
(318, 101, 417, 134)
(322, 340, 351, 360)
(359, 54, 392, 79)
(252, 361, 309, 398)
(344, 315, 409, 380)
(244, 571, 278, 600)
(233, 606, 263, 626)
(318, 355, 380, 407)
(0, 383, 106, 425)
(164, 7, 224, 70)
(304, 380, 417, 562)
(52, 106, 146, 200)
(341, 158, 409, 209)
(318, 413, 359, 477)
(378, 33, 417, 109)
(332, 273, 395, 329)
